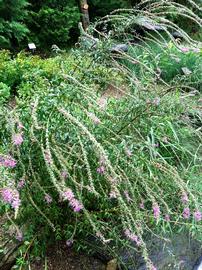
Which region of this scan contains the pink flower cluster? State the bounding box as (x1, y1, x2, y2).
(63, 188, 83, 212)
(193, 210, 202, 222)
(124, 229, 141, 246)
(97, 166, 105, 174)
(124, 191, 132, 202)
(182, 207, 201, 221)
(17, 179, 25, 190)
(0, 188, 21, 210)
(181, 47, 201, 53)
(88, 112, 101, 125)
(61, 170, 68, 179)
(181, 192, 188, 204)
(16, 231, 23, 241)
(152, 203, 160, 219)
(139, 201, 145, 209)
(12, 133, 23, 146)
(97, 156, 106, 175)
(44, 194, 53, 204)
(0, 156, 17, 168)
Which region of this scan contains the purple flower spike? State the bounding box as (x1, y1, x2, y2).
(165, 214, 170, 222)
(139, 201, 145, 209)
(17, 179, 25, 190)
(1, 188, 21, 210)
(16, 231, 23, 242)
(61, 170, 68, 179)
(181, 192, 188, 204)
(182, 207, 190, 219)
(63, 188, 75, 201)
(12, 133, 23, 146)
(1, 188, 13, 204)
(97, 166, 105, 174)
(124, 229, 141, 246)
(44, 194, 53, 204)
(193, 210, 201, 222)
(181, 47, 189, 53)
(69, 198, 83, 212)
(153, 203, 160, 219)
(1, 157, 17, 168)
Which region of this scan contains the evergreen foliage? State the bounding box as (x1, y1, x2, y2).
(26, 0, 80, 48)
(0, 0, 29, 48)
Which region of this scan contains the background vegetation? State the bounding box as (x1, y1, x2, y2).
(0, 0, 201, 50)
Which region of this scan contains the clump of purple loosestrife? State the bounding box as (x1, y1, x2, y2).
(152, 203, 160, 219)
(124, 229, 141, 246)
(63, 188, 83, 212)
(12, 133, 23, 146)
(0, 188, 21, 210)
(193, 210, 202, 222)
(0, 156, 17, 168)
(182, 207, 190, 219)
(44, 194, 53, 204)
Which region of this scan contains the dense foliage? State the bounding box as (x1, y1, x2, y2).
(0, 0, 29, 48)
(0, 0, 201, 50)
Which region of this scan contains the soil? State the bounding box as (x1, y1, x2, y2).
(31, 242, 106, 270)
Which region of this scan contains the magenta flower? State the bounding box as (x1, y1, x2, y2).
(192, 48, 200, 53)
(96, 166, 105, 174)
(193, 210, 201, 222)
(17, 179, 25, 190)
(165, 214, 170, 222)
(63, 188, 83, 212)
(12, 133, 23, 146)
(1, 188, 13, 204)
(139, 201, 145, 209)
(182, 207, 190, 219)
(0, 157, 17, 168)
(69, 198, 83, 212)
(124, 229, 141, 246)
(181, 47, 190, 53)
(16, 231, 23, 241)
(153, 203, 160, 219)
(1, 188, 20, 210)
(44, 194, 52, 204)
(44, 150, 51, 164)
(181, 192, 188, 204)
(61, 170, 68, 179)
(11, 192, 21, 210)
(63, 188, 74, 201)
(17, 122, 24, 130)
(151, 265, 157, 270)
(66, 239, 73, 247)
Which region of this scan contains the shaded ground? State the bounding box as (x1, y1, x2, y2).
(31, 243, 106, 270)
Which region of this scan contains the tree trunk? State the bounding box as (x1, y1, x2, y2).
(78, 0, 90, 31)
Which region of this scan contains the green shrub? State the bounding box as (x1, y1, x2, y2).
(0, 82, 10, 104)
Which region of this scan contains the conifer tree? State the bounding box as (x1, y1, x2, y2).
(0, 0, 29, 48)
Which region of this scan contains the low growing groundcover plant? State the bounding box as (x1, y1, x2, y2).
(0, 1, 202, 269)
